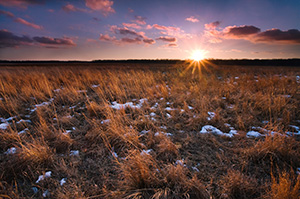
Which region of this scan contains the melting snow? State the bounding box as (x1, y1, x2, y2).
(92, 84, 100, 88)
(0, 123, 9, 130)
(165, 107, 176, 111)
(17, 119, 31, 124)
(101, 119, 110, 124)
(43, 190, 49, 197)
(110, 98, 147, 110)
(247, 131, 262, 138)
(297, 168, 300, 175)
(70, 150, 79, 156)
(36, 171, 51, 183)
(4, 147, 17, 154)
(207, 112, 215, 121)
(18, 128, 29, 135)
(60, 178, 67, 186)
(200, 125, 233, 137)
(141, 149, 153, 156)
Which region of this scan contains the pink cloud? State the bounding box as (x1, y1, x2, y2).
(156, 36, 177, 42)
(33, 36, 76, 46)
(151, 24, 180, 31)
(62, 3, 89, 13)
(122, 23, 142, 29)
(99, 34, 116, 41)
(128, 8, 134, 13)
(1, 9, 43, 30)
(143, 38, 155, 44)
(132, 15, 146, 25)
(85, 0, 115, 16)
(204, 21, 221, 29)
(185, 16, 199, 23)
(14, 17, 43, 30)
(0, 0, 44, 8)
(120, 37, 142, 44)
(0, 10, 14, 18)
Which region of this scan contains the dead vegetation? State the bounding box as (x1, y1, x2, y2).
(0, 63, 299, 198)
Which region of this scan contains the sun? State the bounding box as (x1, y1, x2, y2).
(191, 50, 206, 61)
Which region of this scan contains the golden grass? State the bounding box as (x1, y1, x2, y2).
(0, 63, 299, 198)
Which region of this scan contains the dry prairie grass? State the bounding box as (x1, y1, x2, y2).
(0, 63, 299, 198)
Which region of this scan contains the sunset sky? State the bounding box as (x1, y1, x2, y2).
(1, 0, 300, 60)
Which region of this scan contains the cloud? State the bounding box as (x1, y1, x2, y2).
(85, 0, 115, 16)
(204, 21, 220, 29)
(0, 9, 43, 30)
(99, 34, 116, 41)
(167, 43, 178, 47)
(132, 15, 146, 25)
(143, 38, 155, 44)
(14, 18, 43, 30)
(118, 28, 145, 38)
(62, 3, 89, 13)
(185, 16, 199, 23)
(151, 24, 180, 31)
(120, 37, 142, 44)
(205, 23, 300, 44)
(0, 0, 44, 8)
(255, 29, 300, 44)
(0, 10, 14, 18)
(122, 23, 142, 29)
(33, 36, 76, 46)
(0, 29, 76, 48)
(0, 29, 33, 48)
(156, 36, 177, 42)
(225, 25, 261, 36)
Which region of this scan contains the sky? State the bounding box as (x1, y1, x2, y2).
(0, 0, 300, 60)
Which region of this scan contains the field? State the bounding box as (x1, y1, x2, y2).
(0, 62, 300, 199)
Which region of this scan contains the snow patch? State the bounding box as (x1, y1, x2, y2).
(0, 123, 9, 130)
(70, 150, 79, 156)
(247, 131, 262, 138)
(200, 125, 233, 137)
(36, 171, 51, 183)
(141, 149, 153, 156)
(110, 98, 147, 110)
(207, 112, 215, 121)
(18, 128, 29, 135)
(60, 178, 67, 186)
(4, 147, 17, 154)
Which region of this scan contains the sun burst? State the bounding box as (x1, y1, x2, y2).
(191, 50, 205, 61)
(182, 49, 216, 78)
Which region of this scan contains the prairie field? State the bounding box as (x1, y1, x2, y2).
(0, 62, 299, 199)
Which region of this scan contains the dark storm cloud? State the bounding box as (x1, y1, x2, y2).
(0, 29, 33, 48)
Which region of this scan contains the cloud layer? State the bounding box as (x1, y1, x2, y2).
(205, 23, 300, 44)
(0, 29, 76, 48)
